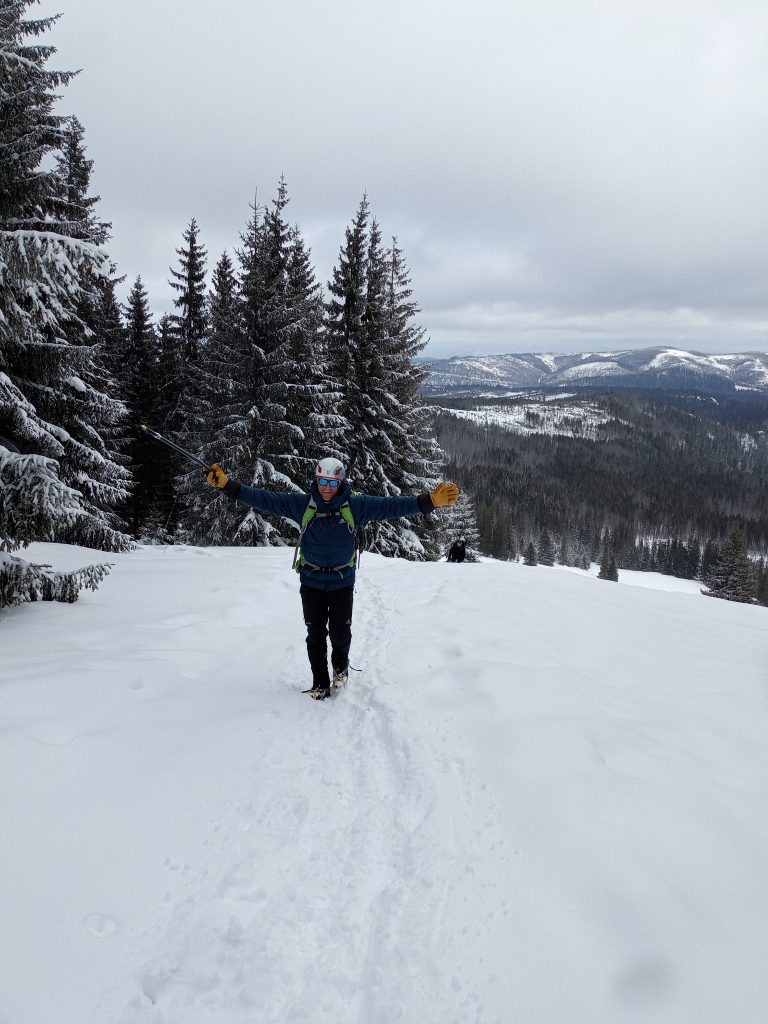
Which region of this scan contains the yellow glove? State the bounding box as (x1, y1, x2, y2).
(206, 463, 229, 489)
(431, 482, 459, 508)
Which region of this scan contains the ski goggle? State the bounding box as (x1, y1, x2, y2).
(317, 477, 341, 488)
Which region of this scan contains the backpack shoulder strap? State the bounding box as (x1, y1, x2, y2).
(339, 501, 355, 533)
(340, 500, 364, 567)
(301, 494, 318, 529)
(292, 495, 317, 570)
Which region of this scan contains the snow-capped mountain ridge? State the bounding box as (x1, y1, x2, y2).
(424, 347, 768, 394)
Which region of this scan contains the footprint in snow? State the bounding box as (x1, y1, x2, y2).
(27, 722, 79, 746)
(84, 913, 119, 938)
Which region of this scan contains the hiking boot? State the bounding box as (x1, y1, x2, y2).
(308, 685, 331, 701)
(332, 668, 348, 688)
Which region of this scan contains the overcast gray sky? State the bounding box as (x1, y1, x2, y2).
(48, 0, 767, 358)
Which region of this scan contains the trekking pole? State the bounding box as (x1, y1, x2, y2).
(140, 424, 213, 472)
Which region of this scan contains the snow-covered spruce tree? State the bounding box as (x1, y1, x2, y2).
(0, 378, 112, 604)
(55, 115, 110, 247)
(523, 542, 537, 566)
(142, 314, 182, 540)
(284, 225, 345, 475)
(344, 212, 405, 554)
(702, 528, 757, 604)
(326, 199, 443, 559)
(84, 267, 132, 494)
(168, 217, 208, 373)
(145, 219, 210, 539)
(49, 114, 131, 537)
(121, 276, 161, 536)
(325, 196, 368, 475)
(0, 2, 128, 607)
(558, 531, 573, 567)
(381, 236, 446, 559)
(537, 527, 556, 566)
(178, 204, 344, 548)
(226, 183, 307, 545)
(96, 269, 127, 380)
(442, 490, 482, 561)
(155, 314, 178, 423)
(177, 249, 250, 544)
(92, 266, 128, 401)
(598, 548, 619, 581)
(700, 539, 721, 582)
(164, 218, 208, 436)
(574, 529, 592, 570)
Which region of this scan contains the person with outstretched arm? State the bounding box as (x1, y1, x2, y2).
(207, 456, 459, 699)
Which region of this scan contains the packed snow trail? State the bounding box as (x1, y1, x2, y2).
(121, 572, 469, 1023)
(1, 544, 767, 1024)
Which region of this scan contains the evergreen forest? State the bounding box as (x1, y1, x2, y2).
(0, 2, 452, 607)
(432, 392, 768, 604)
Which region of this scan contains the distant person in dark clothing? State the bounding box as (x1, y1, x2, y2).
(447, 537, 466, 563)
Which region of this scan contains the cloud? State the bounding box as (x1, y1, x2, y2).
(49, 0, 768, 356)
(422, 304, 768, 358)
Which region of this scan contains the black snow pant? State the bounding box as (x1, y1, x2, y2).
(300, 584, 354, 688)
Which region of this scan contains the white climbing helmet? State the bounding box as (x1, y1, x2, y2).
(315, 456, 346, 481)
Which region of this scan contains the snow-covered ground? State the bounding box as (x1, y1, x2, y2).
(2, 544, 767, 1024)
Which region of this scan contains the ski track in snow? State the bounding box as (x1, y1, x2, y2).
(117, 573, 473, 1024)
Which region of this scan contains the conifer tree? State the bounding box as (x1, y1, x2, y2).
(687, 542, 701, 580)
(0, 379, 111, 603)
(54, 113, 125, 477)
(177, 249, 250, 544)
(382, 237, 446, 558)
(148, 220, 210, 538)
(95, 269, 128, 384)
(598, 548, 619, 581)
(91, 269, 131, 463)
(326, 199, 445, 560)
(444, 491, 482, 560)
(523, 541, 537, 566)
(0, 2, 129, 606)
(242, 184, 305, 542)
(702, 528, 756, 603)
(507, 531, 519, 562)
(576, 541, 591, 570)
(122, 277, 160, 535)
(221, 184, 306, 545)
(55, 115, 110, 246)
(558, 532, 573, 567)
(537, 527, 556, 566)
(355, 215, 422, 555)
(48, 114, 130, 537)
(325, 195, 371, 476)
(701, 539, 720, 581)
(164, 218, 208, 439)
(168, 218, 208, 369)
(147, 314, 183, 539)
(284, 227, 343, 474)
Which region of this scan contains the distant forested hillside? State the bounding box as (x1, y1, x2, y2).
(431, 392, 768, 596)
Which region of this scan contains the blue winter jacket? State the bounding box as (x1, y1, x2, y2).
(224, 478, 434, 591)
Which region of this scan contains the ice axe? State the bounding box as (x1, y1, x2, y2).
(140, 424, 213, 473)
